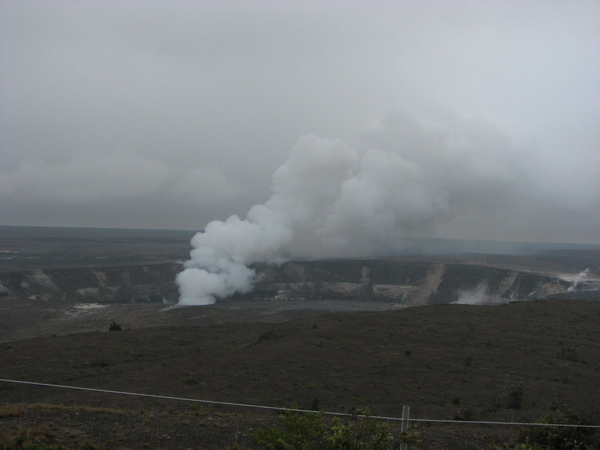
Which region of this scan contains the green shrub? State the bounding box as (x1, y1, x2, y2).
(517, 402, 597, 449)
(253, 407, 417, 449)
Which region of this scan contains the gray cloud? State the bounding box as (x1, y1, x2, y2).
(0, 0, 598, 245)
(3, 149, 171, 202)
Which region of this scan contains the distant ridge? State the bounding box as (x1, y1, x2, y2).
(2, 225, 597, 255)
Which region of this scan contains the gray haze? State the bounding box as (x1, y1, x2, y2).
(1, 1, 599, 248)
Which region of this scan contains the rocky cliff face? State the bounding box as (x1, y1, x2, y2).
(0, 259, 573, 306)
(249, 259, 571, 305)
(0, 263, 181, 304)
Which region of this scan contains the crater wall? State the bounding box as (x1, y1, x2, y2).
(0, 259, 576, 306)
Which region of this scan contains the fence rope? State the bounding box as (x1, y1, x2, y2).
(1, 378, 599, 429)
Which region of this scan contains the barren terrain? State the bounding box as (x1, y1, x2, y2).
(0, 227, 599, 449)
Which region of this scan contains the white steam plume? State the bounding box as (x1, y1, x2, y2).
(177, 106, 536, 305)
(177, 135, 356, 305)
(453, 284, 508, 305)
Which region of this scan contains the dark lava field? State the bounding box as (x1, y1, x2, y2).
(0, 226, 599, 449)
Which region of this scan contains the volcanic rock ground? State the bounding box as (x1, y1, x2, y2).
(0, 227, 599, 449)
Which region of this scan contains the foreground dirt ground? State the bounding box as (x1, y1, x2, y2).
(1, 299, 599, 449)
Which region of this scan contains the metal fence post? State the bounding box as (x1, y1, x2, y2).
(400, 405, 410, 450)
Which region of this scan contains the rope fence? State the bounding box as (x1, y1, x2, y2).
(1, 378, 599, 429)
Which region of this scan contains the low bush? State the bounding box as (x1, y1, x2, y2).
(253, 407, 417, 450)
(517, 402, 597, 449)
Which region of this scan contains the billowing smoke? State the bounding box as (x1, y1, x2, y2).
(177, 106, 546, 305)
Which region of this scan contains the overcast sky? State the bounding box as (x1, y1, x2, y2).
(1, 0, 599, 245)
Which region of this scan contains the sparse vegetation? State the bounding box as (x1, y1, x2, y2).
(507, 386, 524, 410)
(181, 374, 199, 386)
(188, 404, 211, 416)
(73, 360, 110, 369)
(517, 402, 598, 449)
(0, 403, 132, 417)
(1, 426, 69, 450)
(558, 347, 582, 363)
(253, 407, 417, 450)
(453, 408, 476, 421)
(1, 298, 598, 448)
